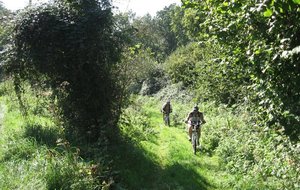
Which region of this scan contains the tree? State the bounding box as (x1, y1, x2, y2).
(121, 4, 190, 62)
(0, 3, 11, 80)
(0, 2, 10, 51)
(4, 0, 124, 141)
(155, 4, 189, 57)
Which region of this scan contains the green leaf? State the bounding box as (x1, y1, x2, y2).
(293, 0, 300, 4)
(263, 8, 273, 17)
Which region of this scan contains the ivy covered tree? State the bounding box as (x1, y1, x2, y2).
(3, 0, 124, 141)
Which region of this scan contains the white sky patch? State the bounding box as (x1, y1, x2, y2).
(1, 0, 48, 10)
(1, 0, 181, 16)
(113, 0, 181, 16)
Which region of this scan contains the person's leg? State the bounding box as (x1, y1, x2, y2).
(166, 113, 170, 126)
(163, 113, 166, 125)
(188, 125, 192, 141)
(197, 128, 201, 146)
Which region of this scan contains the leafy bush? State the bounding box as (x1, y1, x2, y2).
(202, 105, 300, 189)
(181, 0, 300, 139)
(163, 43, 200, 87)
(118, 98, 157, 142)
(163, 42, 247, 105)
(3, 0, 124, 141)
(116, 45, 167, 96)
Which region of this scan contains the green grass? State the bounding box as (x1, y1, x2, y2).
(112, 95, 300, 190)
(111, 96, 236, 189)
(0, 81, 107, 190)
(2, 80, 297, 189)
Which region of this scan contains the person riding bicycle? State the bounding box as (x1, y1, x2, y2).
(161, 99, 172, 126)
(185, 105, 206, 142)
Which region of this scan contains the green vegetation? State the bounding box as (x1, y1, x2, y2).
(113, 94, 299, 189)
(3, 0, 123, 142)
(111, 96, 235, 189)
(0, 81, 111, 189)
(0, 0, 299, 189)
(180, 0, 300, 139)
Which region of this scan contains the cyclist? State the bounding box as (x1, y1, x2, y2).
(185, 105, 206, 142)
(161, 99, 172, 126)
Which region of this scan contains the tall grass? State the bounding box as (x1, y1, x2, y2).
(1, 78, 298, 189)
(114, 89, 299, 189)
(112, 95, 236, 189)
(0, 80, 112, 189)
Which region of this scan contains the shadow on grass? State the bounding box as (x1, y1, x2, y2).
(109, 136, 213, 190)
(23, 124, 60, 147)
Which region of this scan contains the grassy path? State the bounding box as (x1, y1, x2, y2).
(0, 103, 5, 129)
(111, 99, 235, 189)
(0, 102, 7, 142)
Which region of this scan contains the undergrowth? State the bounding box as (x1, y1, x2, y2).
(0, 80, 113, 189)
(115, 88, 300, 189)
(1, 79, 299, 189)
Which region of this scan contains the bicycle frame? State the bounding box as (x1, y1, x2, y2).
(190, 122, 201, 155)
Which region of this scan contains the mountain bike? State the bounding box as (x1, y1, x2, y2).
(190, 121, 201, 155)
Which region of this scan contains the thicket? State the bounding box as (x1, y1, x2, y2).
(164, 42, 247, 105)
(158, 1, 300, 188)
(180, 0, 300, 139)
(202, 104, 300, 189)
(116, 45, 165, 96)
(2, 0, 124, 142)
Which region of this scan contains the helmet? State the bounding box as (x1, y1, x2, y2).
(193, 105, 199, 111)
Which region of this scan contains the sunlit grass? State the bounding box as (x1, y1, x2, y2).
(1, 79, 295, 189)
(114, 95, 236, 189)
(0, 81, 105, 189)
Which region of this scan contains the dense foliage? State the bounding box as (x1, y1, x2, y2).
(202, 103, 300, 189)
(1, 0, 300, 189)
(115, 4, 189, 62)
(164, 42, 246, 104)
(0, 3, 10, 51)
(116, 45, 166, 95)
(3, 0, 124, 141)
(113, 5, 188, 95)
(180, 0, 300, 139)
(0, 3, 11, 79)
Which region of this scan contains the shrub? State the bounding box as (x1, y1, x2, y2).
(3, 0, 124, 141)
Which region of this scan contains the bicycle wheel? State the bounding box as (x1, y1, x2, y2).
(192, 135, 197, 155)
